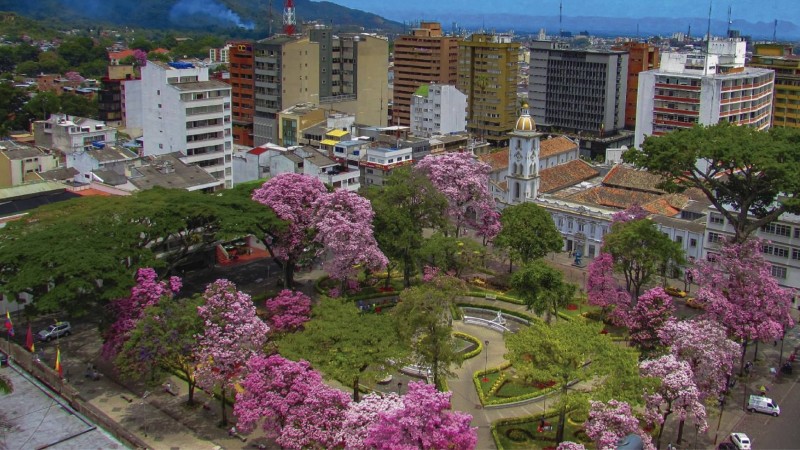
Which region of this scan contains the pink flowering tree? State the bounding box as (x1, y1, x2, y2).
(625, 287, 675, 355)
(611, 204, 649, 224)
(64, 71, 84, 82)
(337, 392, 403, 449)
(694, 238, 795, 373)
(586, 253, 631, 325)
(640, 354, 707, 448)
(195, 279, 269, 426)
(556, 443, 587, 450)
(659, 318, 740, 402)
(263, 289, 311, 334)
(313, 189, 388, 285)
(133, 49, 148, 66)
(102, 268, 181, 360)
(415, 152, 500, 241)
(363, 381, 477, 450)
(234, 354, 351, 449)
(251, 173, 328, 288)
(585, 400, 655, 450)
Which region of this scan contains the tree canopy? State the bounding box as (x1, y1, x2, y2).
(495, 202, 563, 268)
(624, 123, 800, 242)
(510, 260, 576, 323)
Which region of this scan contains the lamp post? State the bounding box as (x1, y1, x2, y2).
(397, 382, 402, 395)
(482, 340, 490, 382)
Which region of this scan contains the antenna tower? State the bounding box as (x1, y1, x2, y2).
(284, 0, 296, 36)
(559, 0, 563, 38)
(726, 5, 732, 36)
(773, 19, 777, 42)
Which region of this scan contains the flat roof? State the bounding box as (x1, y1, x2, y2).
(130, 153, 221, 191)
(171, 80, 231, 91)
(326, 129, 349, 138)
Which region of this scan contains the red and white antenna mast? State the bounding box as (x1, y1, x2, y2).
(283, 0, 296, 36)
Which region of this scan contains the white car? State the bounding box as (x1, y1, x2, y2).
(730, 432, 751, 450)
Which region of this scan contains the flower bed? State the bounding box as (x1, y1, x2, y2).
(493, 411, 594, 449)
(473, 363, 562, 406)
(453, 331, 483, 360)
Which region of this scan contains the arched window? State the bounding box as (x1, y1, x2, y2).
(514, 182, 520, 199)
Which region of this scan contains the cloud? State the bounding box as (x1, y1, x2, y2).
(169, 0, 254, 29)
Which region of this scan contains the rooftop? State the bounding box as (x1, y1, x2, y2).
(171, 80, 231, 91)
(602, 164, 666, 194)
(539, 159, 600, 194)
(540, 136, 577, 159)
(0, 141, 47, 159)
(130, 153, 221, 191)
(479, 149, 509, 172)
(566, 185, 660, 210)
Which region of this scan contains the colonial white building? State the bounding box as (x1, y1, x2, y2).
(124, 61, 233, 190)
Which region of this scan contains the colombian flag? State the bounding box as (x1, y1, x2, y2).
(55, 348, 63, 378)
(4, 311, 13, 337)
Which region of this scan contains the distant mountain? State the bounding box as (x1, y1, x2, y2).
(0, 0, 404, 33)
(451, 13, 799, 40)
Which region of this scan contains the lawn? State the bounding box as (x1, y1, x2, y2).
(478, 366, 558, 402)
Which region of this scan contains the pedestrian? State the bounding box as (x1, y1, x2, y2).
(228, 426, 237, 437)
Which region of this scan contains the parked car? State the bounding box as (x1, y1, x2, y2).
(718, 443, 737, 450)
(685, 297, 705, 310)
(730, 432, 751, 450)
(36, 321, 71, 342)
(664, 286, 687, 298)
(747, 394, 780, 416)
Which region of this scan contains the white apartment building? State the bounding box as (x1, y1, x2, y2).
(361, 145, 413, 187)
(124, 61, 233, 190)
(635, 50, 774, 147)
(33, 114, 117, 155)
(704, 208, 800, 291)
(410, 83, 467, 138)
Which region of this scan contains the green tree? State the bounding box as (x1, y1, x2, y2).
(14, 60, 39, 76)
(0, 83, 29, 135)
(365, 167, 448, 287)
(115, 295, 204, 404)
(510, 261, 576, 323)
(494, 203, 563, 271)
(23, 91, 61, 121)
(393, 276, 466, 389)
(505, 320, 642, 444)
(37, 51, 67, 74)
(603, 219, 685, 300)
(624, 123, 800, 243)
(14, 43, 40, 63)
(418, 232, 485, 278)
(59, 93, 99, 119)
(0, 46, 15, 73)
(279, 299, 408, 401)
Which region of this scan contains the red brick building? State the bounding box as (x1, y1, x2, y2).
(612, 42, 659, 129)
(227, 41, 255, 147)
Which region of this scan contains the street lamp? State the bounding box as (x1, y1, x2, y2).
(482, 340, 490, 382)
(397, 382, 402, 395)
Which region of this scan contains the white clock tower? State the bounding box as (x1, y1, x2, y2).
(506, 104, 542, 204)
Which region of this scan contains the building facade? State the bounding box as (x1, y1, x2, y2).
(0, 141, 60, 187)
(410, 83, 467, 137)
(749, 44, 800, 129)
(227, 41, 256, 147)
(33, 114, 117, 155)
(611, 42, 659, 129)
(124, 61, 233, 190)
(458, 33, 520, 147)
(392, 22, 460, 127)
(528, 41, 628, 134)
(635, 57, 774, 147)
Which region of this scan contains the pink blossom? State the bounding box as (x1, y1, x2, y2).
(264, 290, 311, 334)
(338, 392, 403, 449)
(586, 253, 631, 325)
(585, 400, 655, 450)
(557, 443, 587, 450)
(611, 205, 648, 224)
(640, 355, 707, 432)
(625, 287, 675, 352)
(422, 265, 441, 282)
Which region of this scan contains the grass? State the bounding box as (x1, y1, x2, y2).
(496, 417, 594, 450)
(478, 366, 556, 401)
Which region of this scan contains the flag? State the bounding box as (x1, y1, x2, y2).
(26, 324, 34, 352)
(4, 311, 13, 337)
(55, 347, 63, 378)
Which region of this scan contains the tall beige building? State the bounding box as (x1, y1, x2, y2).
(458, 33, 520, 147)
(392, 22, 460, 127)
(254, 27, 388, 145)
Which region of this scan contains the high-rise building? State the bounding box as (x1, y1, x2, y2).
(458, 33, 520, 147)
(528, 41, 628, 134)
(253, 27, 388, 145)
(227, 41, 256, 146)
(611, 42, 659, 129)
(635, 50, 774, 147)
(124, 61, 233, 190)
(410, 83, 467, 137)
(392, 22, 460, 127)
(749, 44, 800, 129)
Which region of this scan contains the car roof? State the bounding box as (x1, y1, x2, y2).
(731, 433, 749, 440)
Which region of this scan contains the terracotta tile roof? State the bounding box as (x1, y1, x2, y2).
(491, 179, 508, 192)
(641, 197, 680, 216)
(602, 164, 666, 194)
(566, 186, 660, 210)
(539, 160, 600, 194)
(540, 136, 577, 159)
(479, 148, 509, 172)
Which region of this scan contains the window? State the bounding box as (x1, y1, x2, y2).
(675, 235, 683, 244)
(763, 244, 789, 258)
(771, 265, 787, 279)
(558, 218, 564, 227)
(792, 248, 800, 260)
(709, 214, 724, 225)
(578, 222, 585, 232)
(708, 232, 724, 244)
(762, 223, 791, 237)
(795, 228, 800, 239)
(567, 220, 573, 230)
(690, 238, 697, 248)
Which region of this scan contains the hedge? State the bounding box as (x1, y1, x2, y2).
(454, 331, 482, 360)
(472, 362, 567, 407)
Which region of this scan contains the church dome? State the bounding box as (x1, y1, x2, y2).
(515, 104, 536, 132)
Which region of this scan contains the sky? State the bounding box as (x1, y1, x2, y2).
(321, 0, 796, 27)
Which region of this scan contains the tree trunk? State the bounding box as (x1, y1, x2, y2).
(384, 264, 392, 289)
(754, 340, 760, 361)
(283, 263, 294, 289)
(656, 402, 673, 450)
(220, 386, 228, 426)
(677, 418, 685, 444)
(353, 377, 360, 402)
(403, 255, 413, 288)
(187, 381, 195, 406)
(555, 384, 568, 443)
(739, 340, 749, 376)
(508, 256, 513, 273)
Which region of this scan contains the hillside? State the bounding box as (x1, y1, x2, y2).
(0, 0, 404, 33)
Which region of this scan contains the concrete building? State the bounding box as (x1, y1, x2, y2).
(227, 41, 256, 146)
(123, 61, 233, 190)
(0, 141, 60, 187)
(410, 83, 467, 137)
(635, 53, 774, 147)
(611, 42, 660, 129)
(458, 33, 520, 147)
(278, 103, 327, 147)
(33, 114, 117, 155)
(361, 144, 413, 187)
(98, 65, 138, 127)
(392, 22, 460, 127)
(749, 44, 800, 129)
(129, 153, 222, 192)
(66, 144, 140, 185)
(253, 28, 389, 145)
(528, 40, 628, 135)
